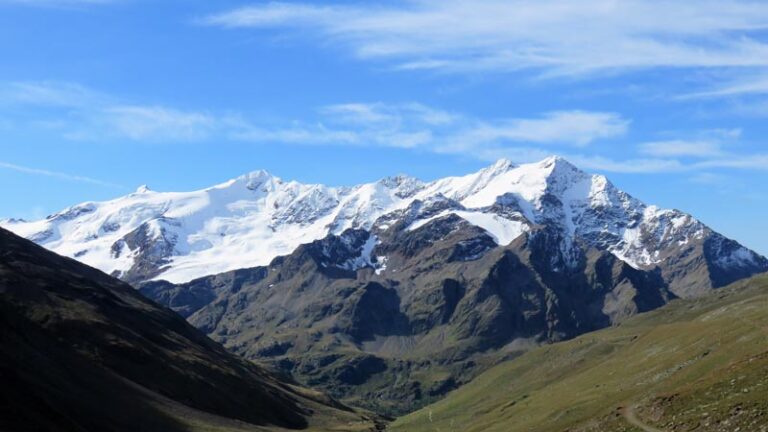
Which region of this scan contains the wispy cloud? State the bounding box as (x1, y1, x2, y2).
(230, 104, 698, 174)
(2, 81, 218, 143)
(234, 103, 629, 153)
(202, 0, 768, 79)
(321, 103, 458, 126)
(683, 76, 768, 99)
(100, 106, 217, 141)
(4, 82, 628, 149)
(7, 81, 768, 175)
(689, 172, 731, 185)
(639, 140, 724, 158)
(444, 111, 628, 148)
(0, 0, 118, 7)
(568, 155, 686, 174)
(0, 161, 122, 188)
(0, 81, 106, 108)
(635, 129, 758, 168)
(695, 154, 768, 170)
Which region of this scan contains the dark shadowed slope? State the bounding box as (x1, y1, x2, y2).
(0, 228, 379, 432)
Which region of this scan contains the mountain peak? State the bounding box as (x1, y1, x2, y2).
(539, 155, 578, 170)
(471, 158, 516, 181)
(537, 156, 588, 184)
(240, 169, 273, 180)
(487, 158, 516, 172)
(378, 174, 423, 189)
(135, 185, 152, 194)
(225, 169, 282, 191)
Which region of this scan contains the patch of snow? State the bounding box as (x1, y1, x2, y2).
(339, 234, 379, 271)
(375, 255, 388, 275)
(716, 246, 758, 268)
(408, 210, 529, 246)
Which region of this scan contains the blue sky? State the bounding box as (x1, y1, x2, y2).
(1, 0, 768, 254)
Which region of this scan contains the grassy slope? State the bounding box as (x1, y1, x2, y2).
(389, 275, 768, 432)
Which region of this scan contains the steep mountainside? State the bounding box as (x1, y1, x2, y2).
(0, 228, 379, 432)
(139, 185, 766, 416)
(141, 223, 677, 415)
(390, 274, 768, 432)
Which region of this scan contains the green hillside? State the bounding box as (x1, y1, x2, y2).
(390, 274, 768, 432)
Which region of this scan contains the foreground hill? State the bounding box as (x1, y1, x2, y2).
(0, 228, 379, 432)
(389, 274, 768, 432)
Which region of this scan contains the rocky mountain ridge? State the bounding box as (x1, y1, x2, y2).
(2, 157, 763, 294)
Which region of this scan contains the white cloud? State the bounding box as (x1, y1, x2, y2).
(321, 102, 458, 126)
(0, 81, 106, 108)
(450, 111, 628, 148)
(689, 172, 730, 185)
(568, 155, 685, 174)
(695, 154, 768, 170)
(231, 103, 628, 153)
(103, 106, 217, 141)
(203, 0, 768, 77)
(0, 0, 117, 6)
(0, 161, 122, 188)
(321, 103, 400, 125)
(1, 82, 220, 143)
(684, 77, 768, 98)
(706, 128, 743, 140)
(7, 81, 768, 175)
(230, 123, 360, 145)
(639, 140, 724, 158)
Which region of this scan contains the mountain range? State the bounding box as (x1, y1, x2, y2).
(3, 156, 767, 415)
(5, 157, 764, 290)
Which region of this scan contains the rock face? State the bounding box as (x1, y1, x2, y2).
(0, 228, 378, 432)
(5, 156, 767, 416)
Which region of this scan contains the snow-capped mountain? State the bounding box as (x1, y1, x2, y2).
(2, 156, 764, 291)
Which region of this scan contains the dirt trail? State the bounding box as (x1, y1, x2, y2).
(620, 405, 666, 432)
